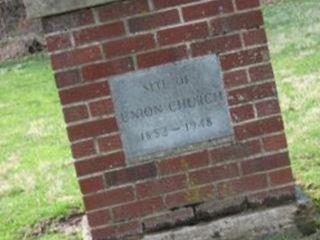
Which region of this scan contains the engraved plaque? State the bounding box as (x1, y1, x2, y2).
(110, 55, 233, 163)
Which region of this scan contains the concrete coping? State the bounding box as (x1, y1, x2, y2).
(24, 0, 120, 19)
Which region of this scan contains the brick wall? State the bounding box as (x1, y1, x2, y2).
(42, 0, 295, 239)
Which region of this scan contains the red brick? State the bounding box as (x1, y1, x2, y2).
(263, 134, 287, 152)
(190, 163, 239, 186)
(97, 0, 149, 22)
(247, 190, 269, 206)
(128, 9, 180, 33)
(84, 186, 134, 211)
(210, 10, 264, 35)
(46, 33, 71, 52)
(220, 46, 270, 71)
(51, 46, 102, 70)
(143, 208, 194, 232)
(182, 0, 234, 21)
(223, 69, 248, 89)
(136, 174, 187, 199)
(165, 185, 215, 209)
(116, 221, 142, 238)
(249, 188, 295, 208)
(54, 69, 81, 89)
(158, 150, 209, 175)
(113, 197, 165, 221)
(137, 45, 188, 69)
(104, 162, 157, 187)
(42, 9, 94, 33)
(67, 118, 118, 141)
(153, 0, 198, 9)
(218, 174, 268, 197)
(243, 28, 267, 46)
(71, 139, 96, 158)
(79, 175, 104, 194)
(87, 209, 111, 227)
(89, 98, 114, 117)
(195, 196, 246, 219)
(256, 99, 281, 117)
(228, 81, 276, 106)
(98, 134, 122, 153)
(230, 104, 255, 123)
(73, 21, 125, 45)
(75, 152, 125, 177)
(59, 81, 109, 105)
(254, 82, 277, 101)
(91, 226, 116, 240)
(268, 185, 296, 200)
(235, 116, 284, 140)
(157, 22, 209, 46)
(210, 140, 262, 163)
(270, 168, 294, 186)
(260, 116, 284, 133)
(234, 121, 260, 140)
(82, 57, 134, 81)
(63, 105, 89, 123)
(103, 34, 155, 57)
(191, 34, 241, 57)
(241, 152, 290, 175)
(228, 86, 254, 106)
(249, 64, 274, 82)
(235, 0, 260, 10)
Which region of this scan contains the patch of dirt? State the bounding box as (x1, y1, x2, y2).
(302, 231, 320, 240)
(0, 34, 44, 62)
(23, 209, 84, 239)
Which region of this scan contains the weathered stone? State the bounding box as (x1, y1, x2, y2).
(25, 0, 120, 18)
(195, 196, 247, 220)
(82, 216, 92, 240)
(142, 204, 302, 240)
(110, 55, 233, 162)
(295, 187, 318, 235)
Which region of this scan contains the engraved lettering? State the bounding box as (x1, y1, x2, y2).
(121, 112, 129, 123)
(140, 117, 214, 142)
(109, 55, 233, 160)
(120, 91, 223, 124)
(169, 101, 178, 112)
(143, 79, 167, 92)
(176, 75, 190, 86)
(120, 105, 163, 123)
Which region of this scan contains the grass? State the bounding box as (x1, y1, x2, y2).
(263, 0, 320, 209)
(263, 1, 320, 238)
(0, 55, 82, 240)
(0, 0, 319, 239)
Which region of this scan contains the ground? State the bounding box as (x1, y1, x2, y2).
(0, 0, 319, 239)
(262, 0, 320, 237)
(0, 56, 82, 239)
(263, 0, 320, 208)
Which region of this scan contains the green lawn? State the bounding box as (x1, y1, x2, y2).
(0, 55, 82, 240)
(0, 0, 319, 239)
(262, 1, 320, 239)
(263, 0, 320, 209)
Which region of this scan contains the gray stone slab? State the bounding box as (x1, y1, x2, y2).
(109, 55, 234, 163)
(24, 0, 119, 19)
(142, 204, 302, 240)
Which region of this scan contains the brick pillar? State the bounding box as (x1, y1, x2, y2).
(29, 0, 296, 239)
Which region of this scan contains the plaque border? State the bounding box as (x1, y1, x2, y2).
(109, 55, 235, 165)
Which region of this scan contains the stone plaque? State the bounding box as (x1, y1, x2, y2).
(110, 55, 233, 163)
